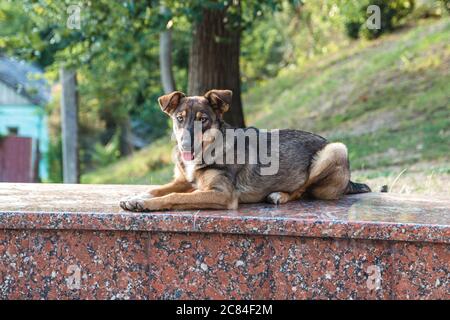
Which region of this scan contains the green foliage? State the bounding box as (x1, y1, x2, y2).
(242, 1, 348, 84)
(341, 0, 415, 39)
(345, 21, 362, 39)
(47, 135, 63, 183)
(82, 137, 174, 184)
(411, 0, 447, 19)
(90, 132, 121, 168)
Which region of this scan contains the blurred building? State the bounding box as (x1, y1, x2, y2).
(0, 56, 50, 182)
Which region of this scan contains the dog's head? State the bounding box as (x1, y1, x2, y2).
(158, 89, 232, 162)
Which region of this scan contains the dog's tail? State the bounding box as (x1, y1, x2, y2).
(345, 180, 371, 194)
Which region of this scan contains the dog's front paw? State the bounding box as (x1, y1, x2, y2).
(120, 197, 145, 211)
(119, 193, 154, 212)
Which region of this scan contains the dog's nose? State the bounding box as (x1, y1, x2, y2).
(181, 142, 192, 152)
(180, 131, 193, 151)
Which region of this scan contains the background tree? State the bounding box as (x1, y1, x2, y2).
(187, 2, 244, 127)
(162, 0, 286, 127)
(60, 68, 79, 183)
(159, 6, 177, 93)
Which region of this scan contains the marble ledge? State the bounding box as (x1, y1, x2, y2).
(0, 183, 449, 244)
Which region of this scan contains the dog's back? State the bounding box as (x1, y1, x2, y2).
(231, 129, 328, 202)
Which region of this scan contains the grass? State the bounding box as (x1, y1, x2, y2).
(82, 137, 174, 185)
(82, 19, 450, 196)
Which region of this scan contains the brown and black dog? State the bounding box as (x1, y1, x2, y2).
(120, 89, 370, 211)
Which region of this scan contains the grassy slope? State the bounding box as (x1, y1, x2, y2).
(83, 19, 450, 195)
(82, 137, 174, 184)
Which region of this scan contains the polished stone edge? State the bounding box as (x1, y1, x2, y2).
(0, 210, 448, 244)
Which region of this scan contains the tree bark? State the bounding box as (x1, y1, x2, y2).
(188, 5, 245, 128)
(60, 68, 79, 183)
(159, 6, 176, 93)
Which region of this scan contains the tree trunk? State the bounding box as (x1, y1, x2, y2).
(159, 6, 176, 94)
(188, 5, 245, 128)
(60, 68, 79, 183)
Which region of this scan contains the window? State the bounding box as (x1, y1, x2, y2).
(7, 127, 19, 136)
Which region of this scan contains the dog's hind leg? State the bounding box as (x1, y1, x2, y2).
(266, 187, 308, 205)
(306, 142, 350, 200)
(266, 143, 351, 204)
(266, 192, 291, 205)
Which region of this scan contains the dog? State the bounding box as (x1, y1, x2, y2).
(120, 89, 371, 212)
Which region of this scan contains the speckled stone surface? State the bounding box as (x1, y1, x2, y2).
(1, 183, 449, 243)
(0, 230, 149, 299)
(0, 183, 448, 299)
(148, 233, 272, 299)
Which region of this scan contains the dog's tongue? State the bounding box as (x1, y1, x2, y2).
(182, 151, 194, 161)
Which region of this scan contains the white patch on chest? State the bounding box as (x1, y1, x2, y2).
(184, 162, 197, 182)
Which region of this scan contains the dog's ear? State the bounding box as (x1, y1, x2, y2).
(204, 89, 232, 115)
(158, 91, 185, 116)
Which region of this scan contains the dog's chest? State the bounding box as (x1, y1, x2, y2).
(184, 162, 197, 182)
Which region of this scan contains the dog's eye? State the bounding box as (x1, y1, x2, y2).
(176, 115, 184, 123)
(200, 116, 208, 123)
